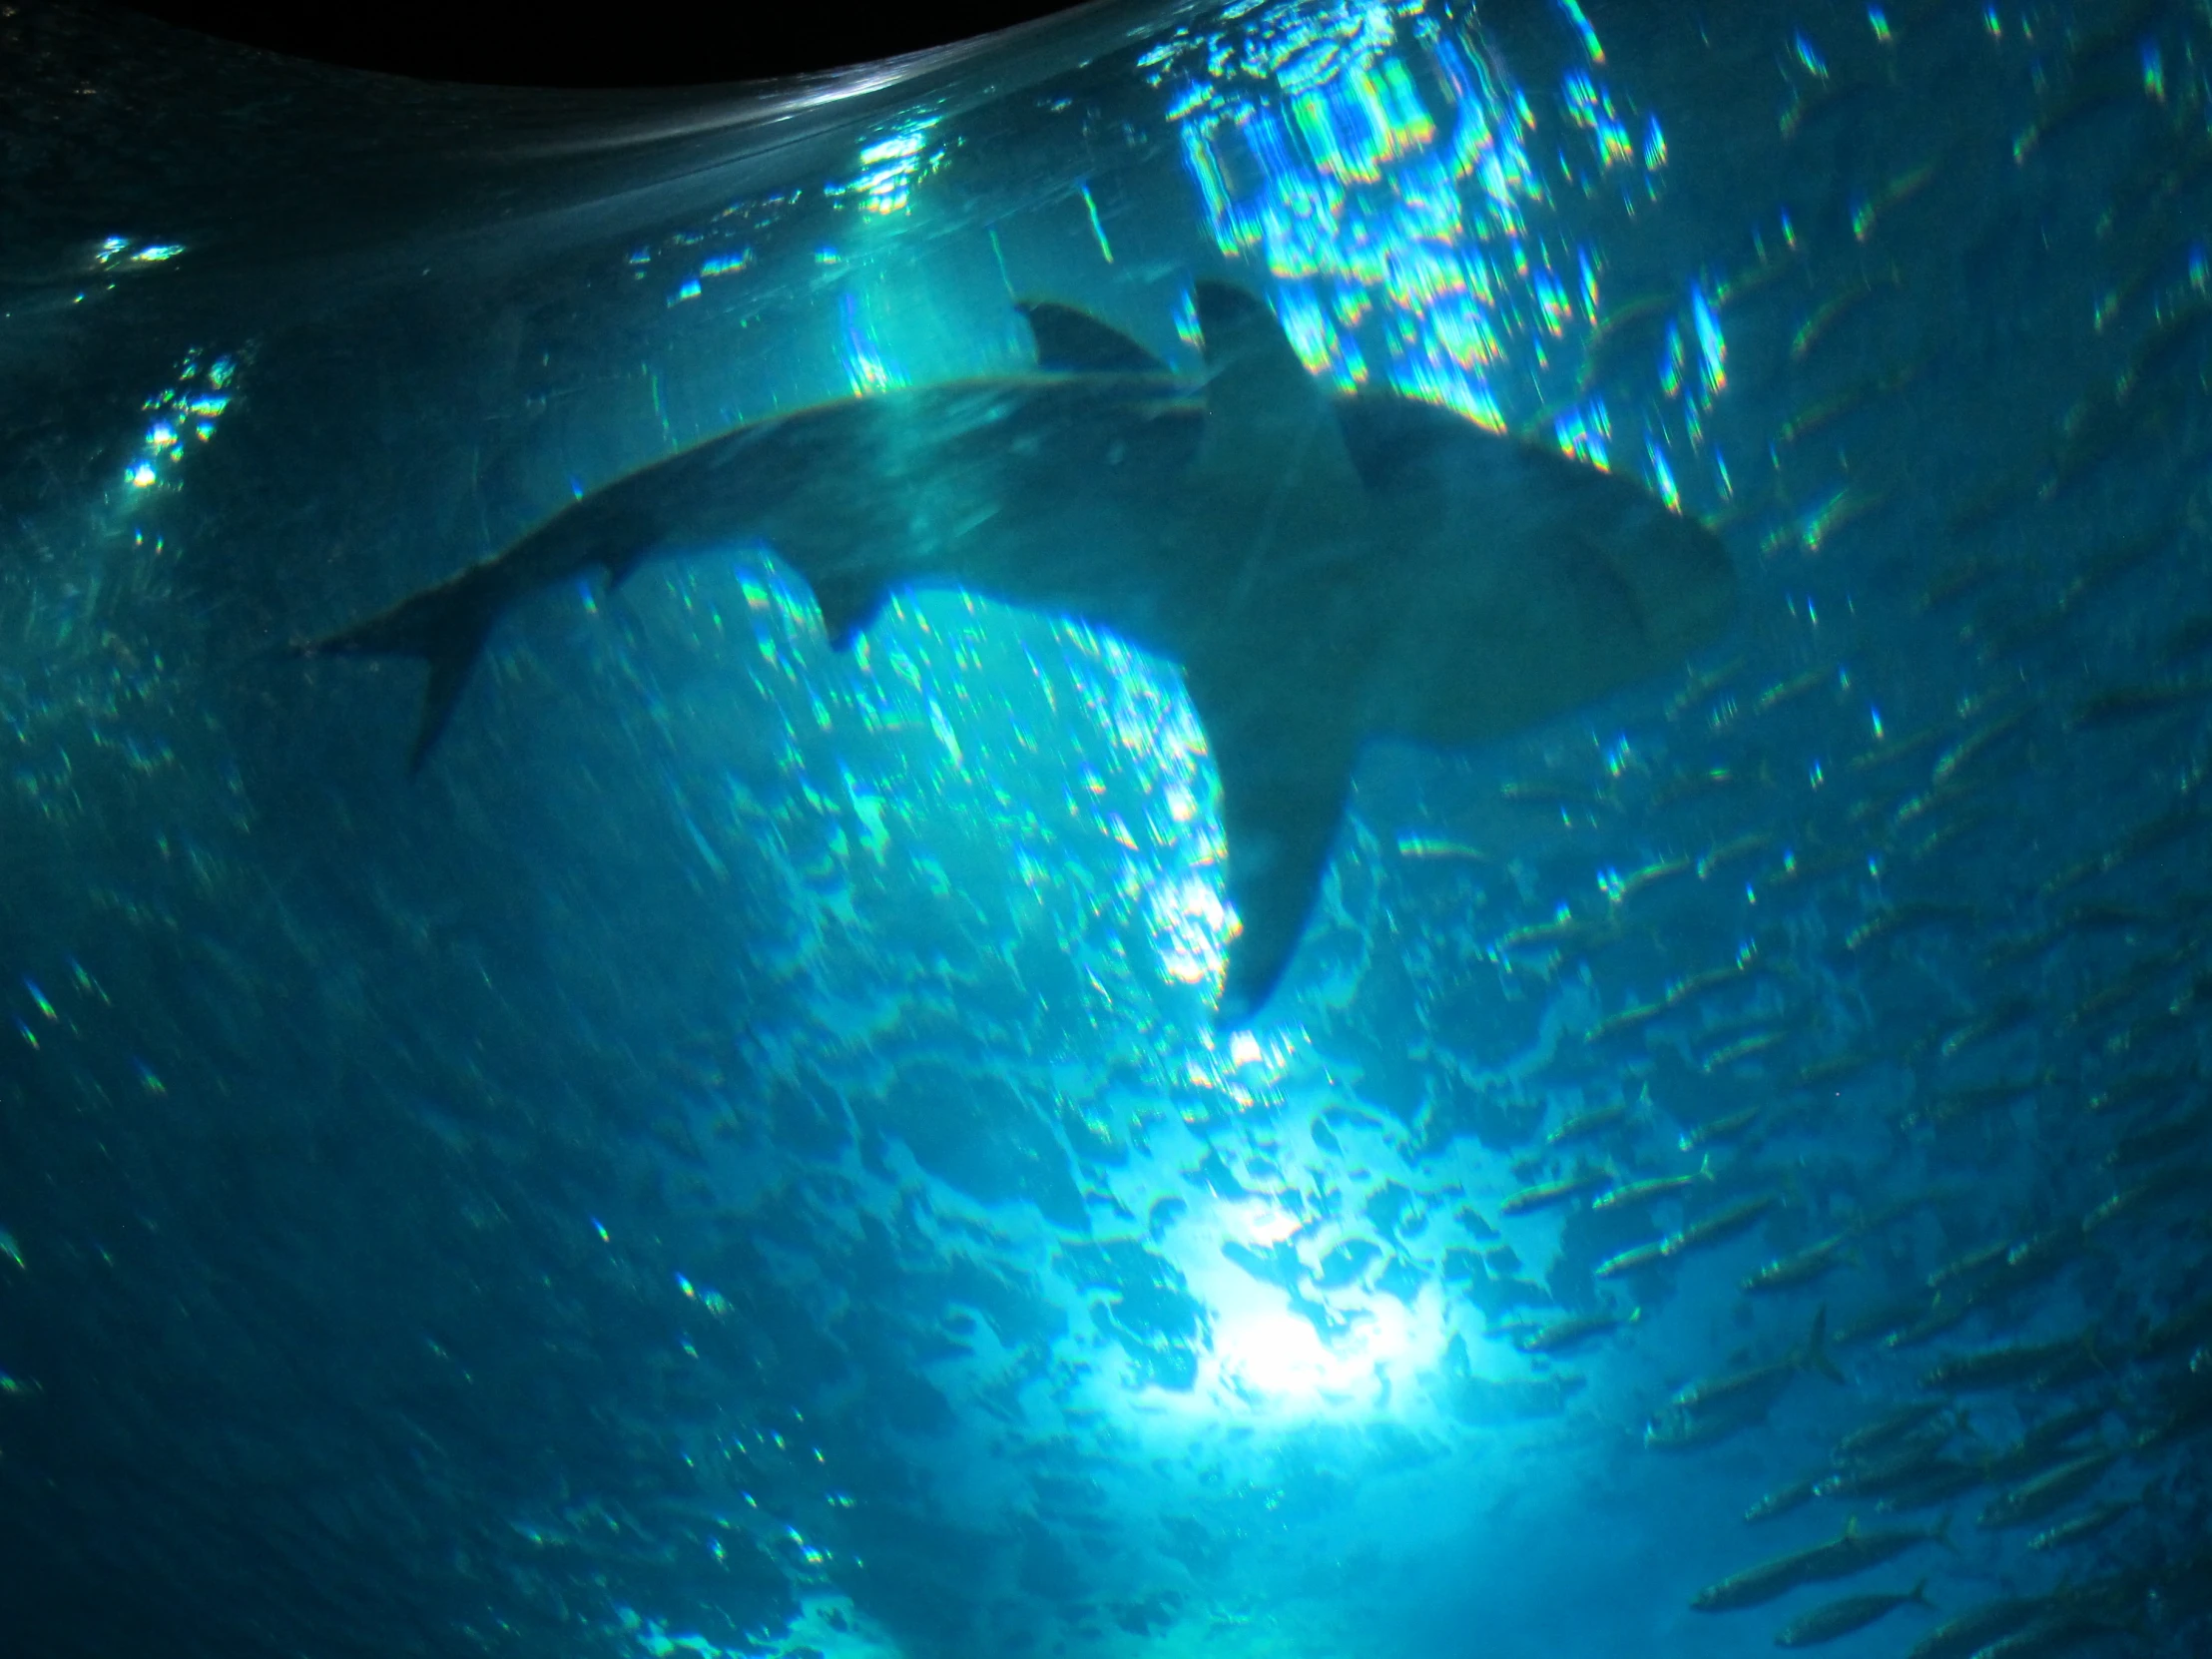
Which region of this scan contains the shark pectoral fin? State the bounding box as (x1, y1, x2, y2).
(1016, 301, 1170, 375)
(1187, 660, 1361, 1025)
(810, 571, 887, 652)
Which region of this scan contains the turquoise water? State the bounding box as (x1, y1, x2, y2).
(2, 1, 2209, 1656)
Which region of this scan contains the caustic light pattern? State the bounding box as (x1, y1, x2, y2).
(5, 1, 2212, 1658)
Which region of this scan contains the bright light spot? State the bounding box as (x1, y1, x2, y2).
(830, 118, 943, 218)
(1561, 70, 1633, 170)
(1692, 281, 1726, 398)
(1204, 1282, 1447, 1416)
(1646, 436, 1680, 511)
(837, 291, 895, 396)
(1555, 0, 1604, 63)
(1079, 181, 1115, 264)
(1135, 1194, 1452, 1426)
(1554, 397, 1611, 469)
(859, 131, 925, 167)
(1149, 872, 1230, 987)
(1217, 1308, 1344, 1390)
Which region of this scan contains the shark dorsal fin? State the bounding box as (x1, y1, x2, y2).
(1016, 302, 1168, 375)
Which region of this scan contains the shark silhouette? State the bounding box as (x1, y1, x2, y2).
(296, 281, 1734, 1021)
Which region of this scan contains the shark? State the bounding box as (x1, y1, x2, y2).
(295, 280, 1735, 1022)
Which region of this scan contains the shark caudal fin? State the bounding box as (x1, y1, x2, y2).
(293, 567, 503, 774)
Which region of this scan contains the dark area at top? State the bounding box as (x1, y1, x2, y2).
(108, 0, 1095, 85)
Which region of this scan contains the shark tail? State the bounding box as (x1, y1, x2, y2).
(293, 567, 503, 773)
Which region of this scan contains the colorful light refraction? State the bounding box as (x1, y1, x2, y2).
(1140, 0, 1699, 476)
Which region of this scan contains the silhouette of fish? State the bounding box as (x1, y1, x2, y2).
(295, 281, 1735, 1020)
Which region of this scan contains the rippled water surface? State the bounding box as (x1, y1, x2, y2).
(4, 2, 2210, 1656)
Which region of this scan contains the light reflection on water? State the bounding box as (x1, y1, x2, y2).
(6, 0, 2212, 1655)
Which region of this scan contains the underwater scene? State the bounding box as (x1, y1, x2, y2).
(4, 0, 2211, 1655)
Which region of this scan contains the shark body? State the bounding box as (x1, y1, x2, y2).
(297, 281, 1735, 1020)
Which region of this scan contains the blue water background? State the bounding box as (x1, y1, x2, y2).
(1, 1, 2208, 1656)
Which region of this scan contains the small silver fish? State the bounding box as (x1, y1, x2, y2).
(1775, 1579, 1934, 1647)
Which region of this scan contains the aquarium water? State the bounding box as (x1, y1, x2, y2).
(1, 1, 2209, 1656)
